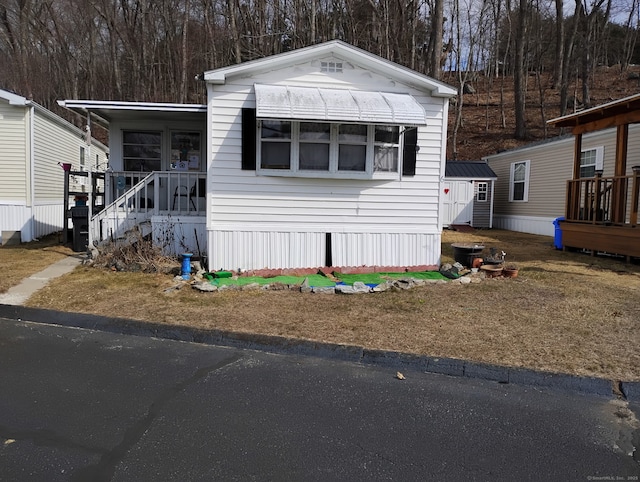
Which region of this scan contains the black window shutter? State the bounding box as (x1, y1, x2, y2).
(241, 108, 257, 170)
(402, 127, 418, 176)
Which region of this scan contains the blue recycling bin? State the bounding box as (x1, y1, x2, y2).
(553, 217, 565, 250)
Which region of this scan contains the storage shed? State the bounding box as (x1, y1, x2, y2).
(443, 160, 497, 228)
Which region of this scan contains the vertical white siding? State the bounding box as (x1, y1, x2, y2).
(207, 57, 448, 270)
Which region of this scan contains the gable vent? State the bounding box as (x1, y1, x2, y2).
(321, 61, 343, 73)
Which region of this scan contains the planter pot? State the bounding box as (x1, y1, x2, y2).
(480, 265, 503, 278)
(451, 243, 485, 268)
(503, 268, 519, 278)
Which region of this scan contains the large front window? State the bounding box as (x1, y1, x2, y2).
(259, 121, 401, 178)
(123, 131, 162, 172)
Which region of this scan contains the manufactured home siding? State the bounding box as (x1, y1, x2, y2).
(486, 124, 640, 235)
(33, 110, 81, 202)
(208, 55, 448, 269)
(0, 100, 28, 202)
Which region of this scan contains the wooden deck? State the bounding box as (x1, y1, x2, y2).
(560, 221, 640, 259)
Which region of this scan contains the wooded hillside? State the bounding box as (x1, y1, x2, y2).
(1, 0, 638, 159)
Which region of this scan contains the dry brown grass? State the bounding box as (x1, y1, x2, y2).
(0, 234, 74, 294)
(9, 229, 640, 381)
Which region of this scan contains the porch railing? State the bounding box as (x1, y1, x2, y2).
(91, 171, 206, 244)
(565, 171, 640, 227)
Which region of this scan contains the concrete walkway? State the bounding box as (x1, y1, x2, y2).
(0, 256, 83, 306)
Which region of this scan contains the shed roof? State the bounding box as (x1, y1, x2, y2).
(445, 161, 497, 179)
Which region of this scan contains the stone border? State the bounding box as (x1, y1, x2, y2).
(0, 303, 635, 402)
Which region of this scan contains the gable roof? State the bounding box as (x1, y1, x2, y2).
(0, 88, 29, 105)
(203, 40, 457, 98)
(445, 160, 497, 179)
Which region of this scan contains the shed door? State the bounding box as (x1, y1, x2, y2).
(442, 180, 474, 226)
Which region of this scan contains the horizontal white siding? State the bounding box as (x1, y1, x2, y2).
(207, 57, 448, 269)
(33, 112, 83, 201)
(0, 101, 28, 201)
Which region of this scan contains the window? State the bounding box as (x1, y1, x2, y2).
(509, 160, 530, 202)
(171, 131, 202, 171)
(580, 146, 604, 178)
(123, 131, 162, 171)
(258, 121, 402, 178)
(320, 62, 343, 73)
(476, 182, 488, 202)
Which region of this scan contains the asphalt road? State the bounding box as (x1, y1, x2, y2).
(0, 317, 638, 481)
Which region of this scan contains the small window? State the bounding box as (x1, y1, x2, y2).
(80, 146, 85, 169)
(123, 131, 162, 171)
(320, 61, 343, 73)
(509, 160, 530, 202)
(476, 182, 488, 202)
(580, 146, 604, 178)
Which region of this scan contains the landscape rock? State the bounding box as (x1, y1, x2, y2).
(192, 281, 218, 292)
(311, 286, 335, 294)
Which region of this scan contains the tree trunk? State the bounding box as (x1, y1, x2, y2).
(513, 0, 528, 140)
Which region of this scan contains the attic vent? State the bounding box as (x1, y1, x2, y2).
(321, 62, 343, 73)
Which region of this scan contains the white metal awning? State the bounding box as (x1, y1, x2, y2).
(254, 84, 427, 125)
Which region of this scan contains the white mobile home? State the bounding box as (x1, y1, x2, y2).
(203, 40, 456, 271)
(60, 41, 456, 271)
(0, 89, 108, 244)
(484, 124, 640, 237)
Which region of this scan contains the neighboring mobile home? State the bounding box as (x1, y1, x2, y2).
(484, 123, 640, 237)
(442, 160, 497, 228)
(0, 88, 108, 244)
(60, 40, 456, 271)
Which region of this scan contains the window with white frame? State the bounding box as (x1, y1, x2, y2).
(122, 131, 162, 172)
(580, 146, 604, 178)
(80, 146, 85, 169)
(509, 160, 530, 202)
(259, 120, 402, 178)
(476, 182, 488, 202)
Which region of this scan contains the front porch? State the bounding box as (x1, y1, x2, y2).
(90, 171, 207, 254)
(549, 94, 640, 262)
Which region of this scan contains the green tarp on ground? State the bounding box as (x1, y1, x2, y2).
(334, 271, 448, 285)
(206, 271, 448, 287)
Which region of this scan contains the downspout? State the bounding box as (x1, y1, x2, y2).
(29, 104, 36, 241)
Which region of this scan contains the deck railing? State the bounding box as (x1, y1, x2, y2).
(91, 171, 206, 244)
(565, 171, 640, 227)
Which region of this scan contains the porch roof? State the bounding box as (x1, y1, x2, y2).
(57, 100, 207, 128)
(547, 93, 640, 134)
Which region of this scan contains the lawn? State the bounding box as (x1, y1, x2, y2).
(2, 229, 639, 381)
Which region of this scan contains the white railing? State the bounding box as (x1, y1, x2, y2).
(91, 171, 206, 244)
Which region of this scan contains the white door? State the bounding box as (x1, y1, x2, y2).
(442, 180, 474, 226)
